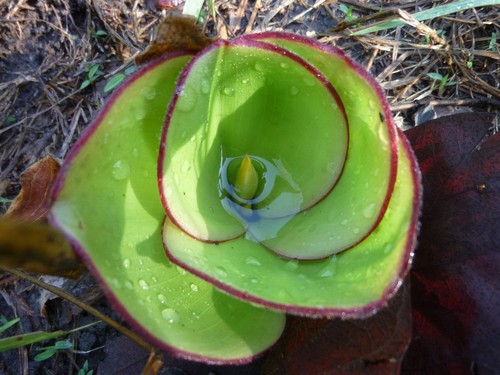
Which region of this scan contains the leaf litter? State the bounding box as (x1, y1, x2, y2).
(0, 0, 498, 374)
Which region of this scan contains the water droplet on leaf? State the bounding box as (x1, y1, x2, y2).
(254, 62, 264, 71)
(176, 265, 187, 276)
(138, 279, 149, 290)
(190, 283, 199, 292)
(363, 203, 376, 218)
(215, 266, 227, 278)
(145, 89, 156, 100)
(383, 244, 392, 254)
(200, 78, 210, 94)
(223, 86, 235, 96)
(135, 108, 146, 120)
(111, 160, 130, 180)
(157, 294, 167, 304)
(110, 277, 121, 288)
(245, 256, 261, 266)
(181, 160, 191, 173)
(161, 308, 180, 323)
(283, 260, 299, 271)
(176, 86, 197, 112)
(318, 268, 334, 278)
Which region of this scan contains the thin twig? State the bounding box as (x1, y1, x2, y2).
(391, 97, 500, 111)
(0, 265, 155, 353)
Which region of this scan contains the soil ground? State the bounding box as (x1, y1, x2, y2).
(0, 1, 498, 374)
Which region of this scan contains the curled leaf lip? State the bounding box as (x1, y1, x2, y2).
(241, 32, 400, 258)
(162, 31, 421, 315)
(48, 50, 285, 365)
(51, 50, 195, 202)
(164, 128, 422, 318)
(48, 28, 422, 363)
(158, 37, 350, 246)
(49, 215, 279, 365)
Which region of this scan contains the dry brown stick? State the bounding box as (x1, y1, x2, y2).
(376, 50, 413, 82)
(58, 101, 84, 158)
(365, 47, 379, 71)
(91, 0, 130, 49)
(258, 0, 295, 30)
(354, 35, 450, 52)
(393, 57, 438, 102)
(395, 9, 450, 51)
(281, 0, 329, 28)
(453, 54, 500, 98)
(230, 0, 248, 34)
(390, 97, 500, 111)
(340, 0, 433, 12)
(245, 0, 261, 34)
(332, 9, 397, 33)
(0, 265, 155, 353)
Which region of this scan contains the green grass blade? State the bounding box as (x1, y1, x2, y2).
(0, 321, 98, 352)
(104, 74, 126, 93)
(351, 0, 500, 35)
(183, 0, 205, 18)
(0, 330, 68, 352)
(0, 317, 20, 334)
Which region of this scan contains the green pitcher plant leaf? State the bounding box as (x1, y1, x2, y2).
(49, 32, 421, 363)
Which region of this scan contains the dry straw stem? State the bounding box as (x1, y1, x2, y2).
(1, 1, 498, 199)
(0, 265, 156, 353)
(328, 1, 499, 109)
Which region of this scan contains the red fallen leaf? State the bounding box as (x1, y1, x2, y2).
(261, 282, 412, 374)
(402, 112, 500, 373)
(5, 155, 60, 221)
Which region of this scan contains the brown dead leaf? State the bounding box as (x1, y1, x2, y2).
(0, 219, 84, 278)
(135, 14, 215, 65)
(1, 156, 83, 278)
(5, 155, 60, 221)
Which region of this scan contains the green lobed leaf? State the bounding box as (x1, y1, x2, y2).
(50, 52, 285, 363)
(159, 41, 348, 246)
(165, 131, 417, 315)
(164, 34, 419, 316)
(249, 35, 398, 259)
